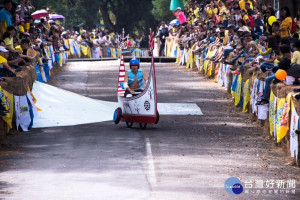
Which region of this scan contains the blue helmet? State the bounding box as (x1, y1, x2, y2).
(129, 59, 140, 69)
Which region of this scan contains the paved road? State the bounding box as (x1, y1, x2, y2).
(0, 61, 299, 200)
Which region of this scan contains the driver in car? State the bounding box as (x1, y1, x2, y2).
(123, 59, 148, 98)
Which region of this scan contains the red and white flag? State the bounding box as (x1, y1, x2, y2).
(149, 29, 154, 50)
(117, 54, 126, 97)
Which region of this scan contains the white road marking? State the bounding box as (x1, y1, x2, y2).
(145, 137, 157, 186)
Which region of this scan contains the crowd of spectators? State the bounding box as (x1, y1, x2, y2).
(157, 0, 300, 106)
(1, 0, 300, 105)
(0, 0, 67, 80)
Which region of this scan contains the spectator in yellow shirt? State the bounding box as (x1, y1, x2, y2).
(241, 9, 250, 26)
(193, 3, 200, 19)
(0, 46, 14, 73)
(0, 0, 13, 38)
(219, 1, 229, 27)
(3, 26, 22, 54)
(205, 4, 214, 19)
(279, 7, 293, 38)
(19, 18, 25, 33)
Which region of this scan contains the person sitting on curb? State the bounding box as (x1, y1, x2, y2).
(256, 46, 292, 105)
(0, 46, 16, 77)
(123, 59, 148, 98)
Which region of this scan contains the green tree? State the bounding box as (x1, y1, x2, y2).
(152, 0, 189, 26)
(152, 0, 174, 23)
(99, 0, 155, 34)
(30, 0, 157, 33)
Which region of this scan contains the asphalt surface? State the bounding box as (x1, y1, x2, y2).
(0, 60, 300, 200)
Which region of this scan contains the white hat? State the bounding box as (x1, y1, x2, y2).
(238, 27, 245, 32)
(176, 7, 181, 10)
(0, 46, 8, 52)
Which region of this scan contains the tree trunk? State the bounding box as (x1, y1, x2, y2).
(99, 5, 115, 31)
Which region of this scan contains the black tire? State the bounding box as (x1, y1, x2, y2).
(126, 122, 133, 128)
(139, 123, 147, 129)
(113, 107, 122, 124)
(155, 111, 159, 124)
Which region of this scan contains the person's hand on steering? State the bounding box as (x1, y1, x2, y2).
(127, 88, 135, 94)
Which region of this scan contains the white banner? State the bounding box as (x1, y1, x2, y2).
(290, 104, 299, 161)
(14, 95, 31, 131)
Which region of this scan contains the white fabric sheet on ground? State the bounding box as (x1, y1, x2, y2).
(157, 103, 202, 115)
(32, 82, 203, 128)
(32, 81, 115, 128)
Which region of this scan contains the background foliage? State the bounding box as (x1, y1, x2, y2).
(30, 0, 184, 33)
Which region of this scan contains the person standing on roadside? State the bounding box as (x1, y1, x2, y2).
(172, 7, 187, 26)
(279, 7, 292, 39)
(159, 28, 169, 56)
(0, 0, 13, 38)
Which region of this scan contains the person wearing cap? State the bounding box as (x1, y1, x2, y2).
(18, 18, 25, 34)
(172, 7, 187, 25)
(0, 46, 15, 75)
(123, 59, 148, 98)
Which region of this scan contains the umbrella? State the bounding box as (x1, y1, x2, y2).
(31, 9, 48, 19)
(170, 0, 184, 11)
(49, 14, 65, 20)
(169, 19, 180, 26)
(48, 20, 55, 24)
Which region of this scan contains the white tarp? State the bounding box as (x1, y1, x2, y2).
(32, 81, 203, 128)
